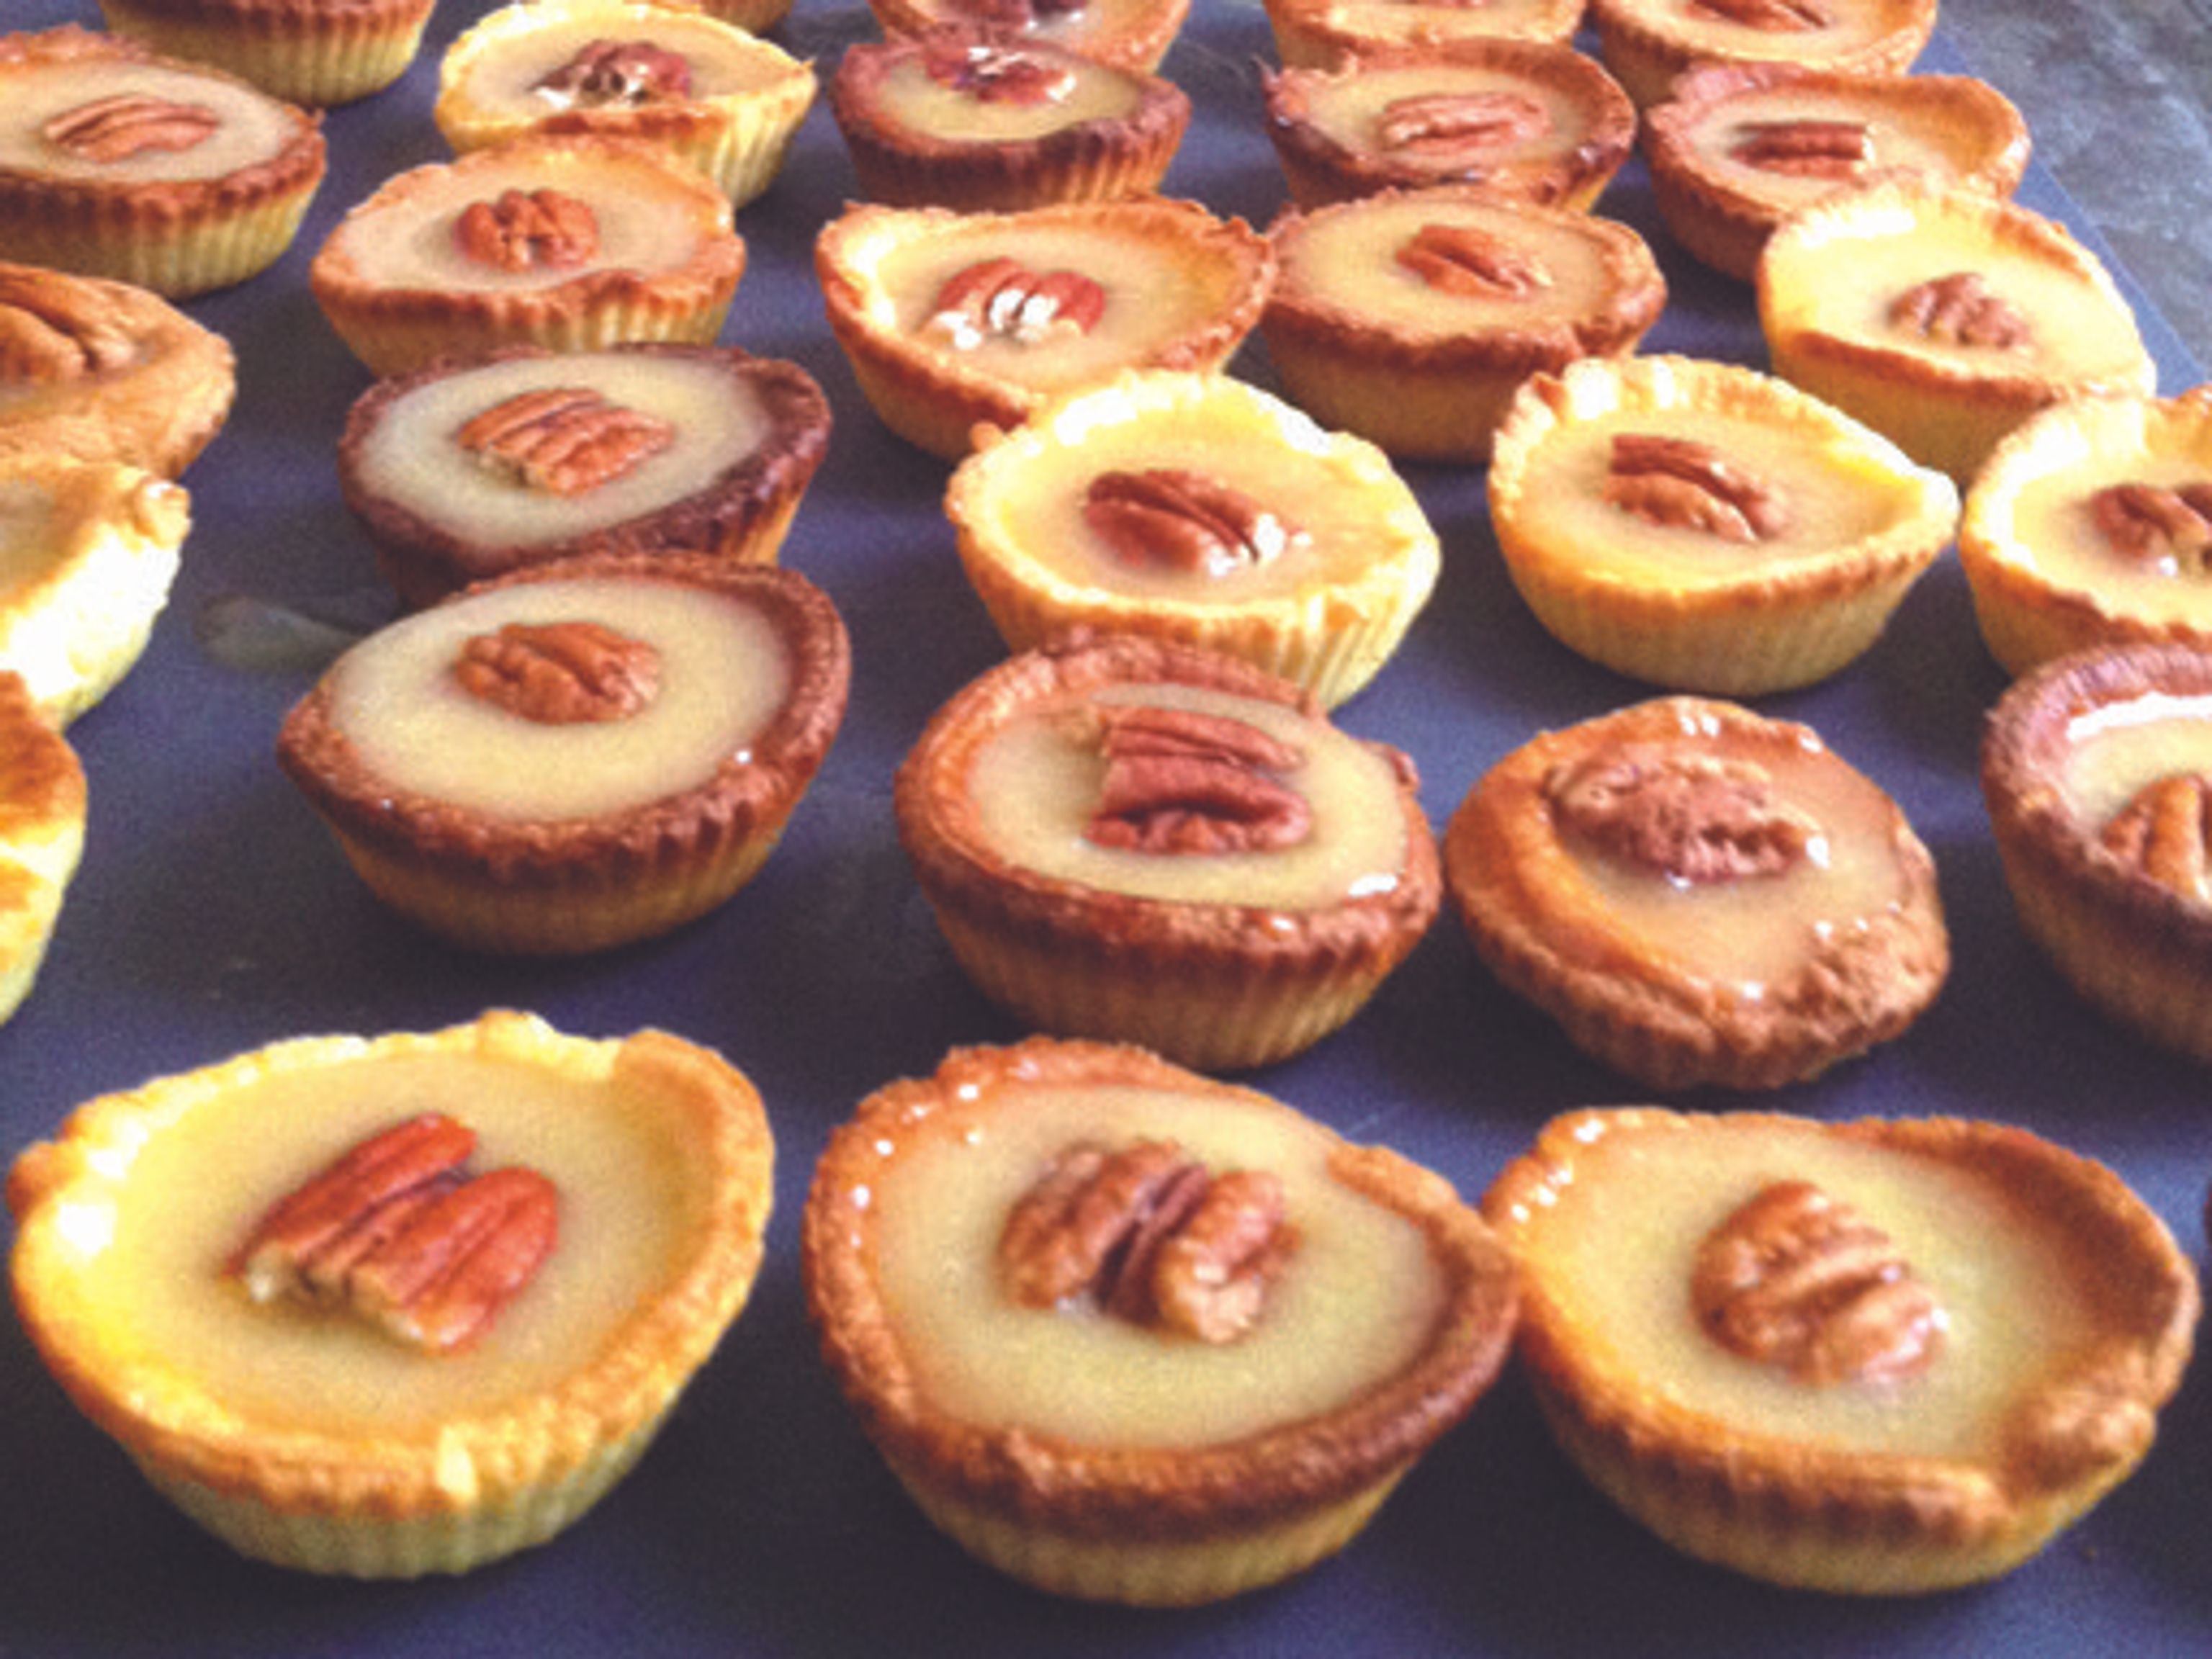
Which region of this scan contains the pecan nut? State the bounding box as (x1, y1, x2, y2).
(456, 387, 678, 498)
(1689, 0, 1831, 28)
(1084, 701, 1312, 855)
(2090, 481, 2212, 575)
(1729, 117, 1872, 179)
(42, 94, 219, 163)
(1084, 468, 1303, 579)
(2100, 773, 2212, 902)
(921, 37, 1074, 105)
(454, 621, 662, 724)
(927, 256, 1107, 349)
(1604, 432, 1791, 542)
(0, 272, 136, 382)
(1547, 744, 1820, 884)
(1889, 271, 2031, 349)
(454, 189, 601, 274)
(1693, 1180, 1944, 1387)
(1376, 91, 1551, 173)
(533, 37, 693, 108)
(229, 1115, 559, 1354)
(1394, 222, 1553, 297)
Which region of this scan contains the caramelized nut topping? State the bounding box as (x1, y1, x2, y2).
(999, 1139, 1296, 1344)
(454, 621, 662, 724)
(1395, 222, 1553, 297)
(0, 274, 136, 382)
(1084, 468, 1304, 579)
(2090, 482, 2212, 575)
(454, 189, 601, 274)
(1377, 92, 1551, 173)
(41, 94, 220, 163)
(1085, 702, 1312, 855)
(2100, 774, 2212, 902)
(229, 1115, 559, 1354)
(1689, 0, 1832, 29)
(921, 37, 1076, 104)
(1729, 118, 1873, 179)
(1693, 1179, 1944, 1387)
(455, 387, 678, 498)
(1604, 432, 1791, 542)
(1547, 744, 1820, 884)
(927, 256, 1107, 349)
(1889, 271, 2031, 349)
(533, 38, 693, 108)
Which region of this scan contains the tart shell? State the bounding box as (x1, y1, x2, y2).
(1586, 0, 1935, 109)
(0, 668, 86, 1028)
(96, 0, 437, 107)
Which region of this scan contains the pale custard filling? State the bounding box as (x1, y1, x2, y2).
(63, 1051, 706, 1436)
(1992, 422, 2212, 624)
(967, 682, 1409, 908)
(870, 1082, 1447, 1447)
(356, 353, 770, 544)
(2058, 695, 2212, 827)
(1285, 199, 1621, 332)
(1693, 94, 1974, 208)
(330, 577, 789, 822)
(454, 7, 806, 107)
(877, 55, 1141, 143)
(0, 63, 302, 184)
(1311, 0, 1568, 40)
(1647, 1, 1890, 55)
(1305, 66, 1591, 164)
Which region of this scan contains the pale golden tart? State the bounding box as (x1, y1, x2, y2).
(1260, 187, 1665, 464)
(0, 668, 86, 1028)
(276, 553, 850, 956)
(0, 26, 327, 298)
(336, 343, 832, 608)
(1981, 642, 2212, 1064)
(1643, 63, 2031, 284)
(0, 455, 190, 728)
(1959, 389, 2212, 678)
(827, 26, 1191, 212)
(1758, 180, 2157, 487)
(816, 197, 1274, 462)
(1444, 695, 1949, 1089)
(947, 370, 1440, 710)
(310, 135, 745, 380)
(895, 634, 1441, 1071)
(1261, 40, 1637, 214)
(1483, 1107, 2199, 1592)
(434, 0, 817, 208)
(6, 1010, 776, 1577)
(1485, 354, 1959, 694)
(1586, 0, 1935, 109)
(95, 0, 436, 107)
(801, 1036, 1519, 1604)
(0, 260, 234, 478)
(865, 0, 1192, 76)
(1262, 0, 1584, 71)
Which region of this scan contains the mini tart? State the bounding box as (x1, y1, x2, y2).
(0, 669, 86, 1028)
(310, 135, 745, 379)
(1758, 180, 2157, 487)
(1261, 39, 1636, 213)
(1958, 389, 2212, 678)
(816, 197, 1274, 462)
(827, 27, 1190, 213)
(337, 343, 832, 608)
(801, 1037, 1518, 1604)
(1264, 0, 1583, 71)
(1259, 187, 1665, 464)
(1444, 695, 1949, 1089)
(0, 27, 327, 298)
(276, 553, 850, 956)
(894, 634, 1442, 1071)
(0, 259, 235, 477)
(1482, 1107, 2199, 1592)
(1981, 642, 2212, 1064)
(0, 456, 190, 727)
(95, 0, 436, 107)
(1586, 0, 1935, 110)
(6, 1010, 776, 1576)
(1485, 354, 1958, 694)
(434, 0, 818, 207)
(865, 0, 1192, 76)
(1643, 63, 2030, 284)
(945, 369, 1441, 709)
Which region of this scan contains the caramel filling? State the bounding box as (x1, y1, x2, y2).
(2057, 694, 2212, 830)
(1282, 197, 1616, 331)
(452, 8, 804, 111)
(1301, 65, 1589, 168)
(1690, 90, 1976, 208)
(876, 52, 1138, 142)
(0, 61, 299, 183)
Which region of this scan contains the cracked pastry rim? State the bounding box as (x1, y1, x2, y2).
(93, 0, 438, 107)
(1260, 0, 1586, 71)
(1586, 0, 1936, 109)
(863, 0, 1194, 75)
(0, 667, 86, 1028)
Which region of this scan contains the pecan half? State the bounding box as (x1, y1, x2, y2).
(1888, 271, 2031, 349)
(0, 274, 136, 382)
(454, 621, 662, 724)
(1604, 432, 1791, 542)
(1547, 744, 1820, 884)
(533, 37, 693, 108)
(1693, 1180, 1944, 1387)
(927, 256, 1107, 349)
(1395, 222, 1553, 297)
(229, 1115, 559, 1354)
(999, 1140, 1296, 1344)
(920, 37, 1074, 104)
(1377, 91, 1551, 174)
(1084, 702, 1311, 855)
(42, 94, 219, 163)
(454, 189, 601, 274)
(1689, 0, 1831, 28)
(1084, 468, 1303, 579)
(2100, 774, 2212, 902)
(1729, 117, 1872, 179)
(456, 387, 677, 498)
(2090, 481, 2212, 575)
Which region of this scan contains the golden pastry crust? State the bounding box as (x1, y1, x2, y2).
(802, 1036, 1518, 1601)
(95, 0, 438, 107)
(816, 196, 1274, 461)
(1262, 0, 1585, 71)
(1262, 39, 1636, 212)
(1444, 695, 1950, 1089)
(1643, 63, 2030, 283)
(1587, 0, 1935, 109)
(6, 1010, 776, 1575)
(0, 668, 86, 1028)
(1483, 1106, 2200, 1592)
(866, 0, 1193, 75)
(0, 259, 234, 477)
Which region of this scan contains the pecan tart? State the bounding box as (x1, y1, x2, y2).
(0, 26, 327, 297)
(1260, 186, 1665, 464)
(311, 135, 745, 379)
(276, 553, 849, 955)
(1444, 695, 1949, 1089)
(827, 26, 1190, 212)
(336, 343, 832, 608)
(94, 0, 436, 107)
(802, 1037, 1517, 1603)
(0, 669, 86, 1028)
(1483, 1107, 2199, 1591)
(6, 1010, 776, 1575)
(1261, 38, 1636, 213)
(895, 634, 1441, 1071)
(1643, 63, 2030, 283)
(1586, 0, 1936, 110)
(865, 0, 1192, 75)
(0, 258, 235, 478)
(1262, 0, 1585, 71)
(817, 196, 1274, 461)
(946, 370, 1440, 709)
(1758, 180, 2156, 486)
(434, 0, 817, 208)
(1485, 354, 1958, 693)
